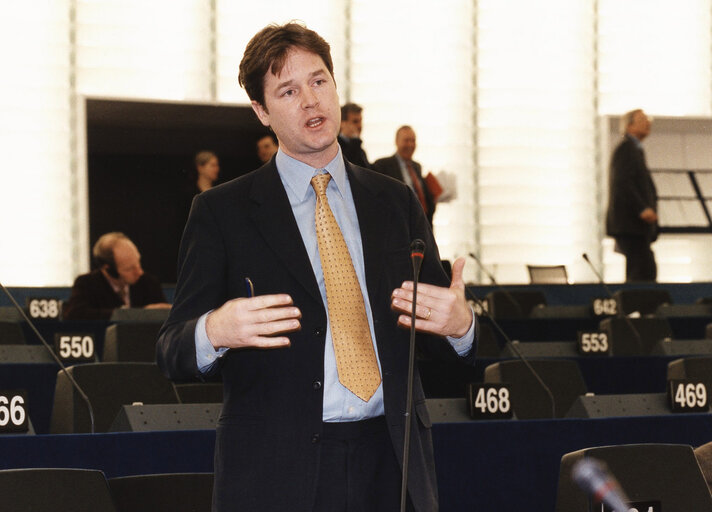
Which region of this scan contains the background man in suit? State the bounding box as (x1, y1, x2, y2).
(256, 133, 279, 163)
(373, 126, 438, 225)
(156, 22, 476, 512)
(337, 102, 371, 168)
(606, 109, 659, 281)
(63, 232, 169, 319)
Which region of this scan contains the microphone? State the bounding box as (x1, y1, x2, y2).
(410, 239, 425, 259)
(582, 253, 643, 353)
(410, 239, 425, 276)
(572, 458, 630, 512)
(463, 284, 557, 418)
(0, 281, 96, 433)
(465, 253, 556, 418)
(401, 238, 426, 512)
(468, 252, 523, 317)
(582, 253, 615, 298)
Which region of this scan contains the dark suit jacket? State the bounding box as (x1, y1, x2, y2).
(62, 270, 166, 320)
(373, 155, 436, 225)
(605, 135, 658, 241)
(156, 158, 477, 512)
(337, 134, 371, 169)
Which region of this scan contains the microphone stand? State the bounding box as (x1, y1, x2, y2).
(468, 252, 524, 317)
(463, 287, 556, 419)
(582, 253, 644, 354)
(0, 282, 95, 433)
(400, 239, 425, 512)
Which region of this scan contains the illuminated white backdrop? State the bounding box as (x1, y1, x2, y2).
(1, 0, 711, 285)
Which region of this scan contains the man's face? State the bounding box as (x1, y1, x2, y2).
(256, 136, 278, 163)
(112, 240, 144, 285)
(198, 157, 220, 182)
(251, 47, 340, 168)
(628, 111, 652, 140)
(340, 111, 362, 138)
(396, 127, 416, 161)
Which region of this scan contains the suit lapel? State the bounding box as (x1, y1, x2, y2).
(248, 163, 322, 305)
(347, 163, 389, 321)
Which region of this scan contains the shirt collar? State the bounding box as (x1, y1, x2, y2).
(275, 146, 347, 200)
(626, 133, 643, 149)
(102, 270, 127, 295)
(396, 153, 413, 168)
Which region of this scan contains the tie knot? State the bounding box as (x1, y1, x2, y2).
(311, 173, 331, 196)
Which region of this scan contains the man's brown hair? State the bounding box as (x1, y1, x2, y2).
(238, 22, 334, 108)
(341, 103, 362, 121)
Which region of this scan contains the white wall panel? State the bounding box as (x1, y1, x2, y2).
(75, 0, 213, 100)
(477, 0, 597, 283)
(0, 2, 74, 285)
(598, 0, 712, 116)
(216, 0, 348, 104)
(349, 0, 476, 277)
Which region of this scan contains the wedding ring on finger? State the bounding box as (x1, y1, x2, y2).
(425, 308, 432, 320)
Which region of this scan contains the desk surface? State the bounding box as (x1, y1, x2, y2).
(1, 414, 711, 511)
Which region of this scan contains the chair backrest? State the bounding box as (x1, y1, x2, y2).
(0, 307, 24, 322)
(668, 356, 712, 393)
(109, 473, 213, 512)
(556, 444, 712, 511)
(599, 316, 672, 356)
(483, 359, 587, 419)
(475, 322, 501, 357)
(0, 321, 25, 345)
(485, 290, 547, 319)
(50, 362, 179, 433)
(613, 288, 672, 316)
(103, 322, 162, 362)
(0, 468, 117, 512)
(109, 308, 170, 323)
(527, 265, 568, 284)
(695, 441, 712, 496)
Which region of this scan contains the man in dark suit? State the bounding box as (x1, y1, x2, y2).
(63, 232, 169, 320)
(373, 126, 437, 225)
(337, 102, 371, 168)
(156, 23, 476, 512)
(606, 109, 658, 281)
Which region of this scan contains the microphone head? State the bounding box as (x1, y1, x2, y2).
(410, 239, 425, 259)
(582, 253, 590, 263)
(572, 458, 629, 512)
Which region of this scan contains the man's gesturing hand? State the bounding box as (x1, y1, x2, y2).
(390, 257, 473, 338)
(640, 207, 658, 224)
(205, 294, 301, 350)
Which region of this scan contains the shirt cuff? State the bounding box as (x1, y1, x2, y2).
(445, 305, 476, 356)
(195, 311, 228, 373)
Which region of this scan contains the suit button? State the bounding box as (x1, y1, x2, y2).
(311, 433, 320, 444)
(312, 380, 322, 390)
(314, 327, 324, 336)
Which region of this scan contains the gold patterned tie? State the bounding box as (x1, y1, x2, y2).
(311, 173, 381, 401)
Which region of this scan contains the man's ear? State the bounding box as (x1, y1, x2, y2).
(251, 101, 270, 127)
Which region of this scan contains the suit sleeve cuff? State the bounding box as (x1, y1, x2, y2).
(195, 311, 228, 373)
(445, 305, 475, 356)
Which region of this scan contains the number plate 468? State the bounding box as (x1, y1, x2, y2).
(467, 383, 513, 419)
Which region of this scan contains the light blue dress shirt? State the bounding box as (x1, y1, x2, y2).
(194, 147, 474, 421)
